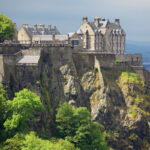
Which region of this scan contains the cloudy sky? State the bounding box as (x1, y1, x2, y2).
(1, 0, 150, 42)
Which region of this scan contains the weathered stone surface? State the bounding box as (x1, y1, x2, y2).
(2, 46, 150, 150)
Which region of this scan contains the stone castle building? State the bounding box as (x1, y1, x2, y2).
(17, 17, 126, 54)
(76, 17, 126, 54)
(18, 24, 60, 44)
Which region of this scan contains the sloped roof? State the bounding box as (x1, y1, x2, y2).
(99, 20, 108, 28)
(88, 22, 97, 30)
(17, 56, 40, 64)
(68, 32, 75, 38)
(22, 26, 60, 37)
(55, 35, 68, 41)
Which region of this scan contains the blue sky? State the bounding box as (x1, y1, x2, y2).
(1, 0, 150, 42)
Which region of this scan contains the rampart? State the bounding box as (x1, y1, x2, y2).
(0, 45, 149, 90)
(73, 52, 115, 75)
(116, 54, 143, 66)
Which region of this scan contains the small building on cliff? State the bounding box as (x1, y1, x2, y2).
(76, 17, 126, 54)
(18, 24, 60, 44)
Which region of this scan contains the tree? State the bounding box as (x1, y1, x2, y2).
(56, 102, 75, 138)
(0, 84, 8, 141)
(2, 134, 24, 150)
(0, 13, 14, 42)
(22, 132, 79, 150)
(56, 102, 108, 150)
(4, 89, 44, 132)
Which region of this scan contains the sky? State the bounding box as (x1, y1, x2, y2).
(0, 0, 150, 42)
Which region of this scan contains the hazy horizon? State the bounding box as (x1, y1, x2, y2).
(1, 0, 150, 42)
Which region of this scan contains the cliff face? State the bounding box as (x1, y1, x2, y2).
(3, 47, 150, 150)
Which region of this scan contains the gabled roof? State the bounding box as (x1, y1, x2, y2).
(99, 20, 108, 28)
(88, 22, 97, 30)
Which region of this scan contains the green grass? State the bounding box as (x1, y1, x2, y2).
(120, 71, 144, 84)
(115, 59, 122, 62)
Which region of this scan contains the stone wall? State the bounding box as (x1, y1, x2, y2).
(73, 52, 115, 75)
(0, 45, 21, 54)
(116, 54, 142, 66)
(143, 69, 150, 85)
(21, 48, 41, 56)
(0, 55, 4, 83)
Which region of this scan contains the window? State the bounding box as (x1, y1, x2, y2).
(72, 40, 79, 46)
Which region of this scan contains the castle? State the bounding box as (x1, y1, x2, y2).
(17, 17, 125, 54)
(0, 16, 150, 88)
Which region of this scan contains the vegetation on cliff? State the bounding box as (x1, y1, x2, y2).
(0, 84, 108, 150)
(56, 102, 107, 150)
(0, 14, 14, 42)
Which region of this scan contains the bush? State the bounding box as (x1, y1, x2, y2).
(56, 102, 108, 150)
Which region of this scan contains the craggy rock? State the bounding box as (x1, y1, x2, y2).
(4, 47, 150, 150)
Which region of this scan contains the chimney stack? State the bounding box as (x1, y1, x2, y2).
(94, 17, 100, 27)
(39, 24, 45, 30)
(33, 24, 37, 30)
(115, 19, 120, 25)
(83, 16, 88, 24)
(23, 24, 28, 28)
(48, 24, 52, 30)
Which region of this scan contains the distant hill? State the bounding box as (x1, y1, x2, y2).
(126, 40, 150, 71)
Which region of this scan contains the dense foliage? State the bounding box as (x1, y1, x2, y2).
(0, 85, 107, 149)
(4, 89, 44, 132)
(0, 13, 14, 42)
(2, 132, 79, 150)
(56, 102, 108, 150)
(0, 84, 8, 141)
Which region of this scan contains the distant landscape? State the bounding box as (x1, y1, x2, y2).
(126, 40, 150, 71)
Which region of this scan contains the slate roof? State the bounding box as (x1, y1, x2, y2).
(88, 22, 97, 30)
(23, 26, 60, 37)
(85, 19, 125, 35)
(55, 35, 68, 41)
(32, 35, 53, 41)
(17, 56, 40, 64)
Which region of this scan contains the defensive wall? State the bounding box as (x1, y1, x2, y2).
(0, 45, 149, 89)
(73, 51, 115, 75)
(116, 54, 142, 66)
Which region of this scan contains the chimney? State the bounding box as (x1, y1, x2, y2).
(39, 24, 45, 30)
(33, 24, 37, 30)
(23, 24, 28, 28)
(115, 19, 120, 25)
(94, 17, 100, 27)
(83, 16, 88, 24)
(48, 24, 52, 30)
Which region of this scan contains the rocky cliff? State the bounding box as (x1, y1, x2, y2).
(3, 47, 150, 150)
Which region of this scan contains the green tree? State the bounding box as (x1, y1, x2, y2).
(0, 13, 14, 42)
(56, 102, 75, 138)
(22, 132, 79, 150)
(0, 84, 8, 141)
(4, 89, 44, 132)
(2, 134, 24, 150)
(56, 102, 108, 150)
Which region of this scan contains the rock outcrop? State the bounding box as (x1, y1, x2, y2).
(3, 47, 150, 150)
